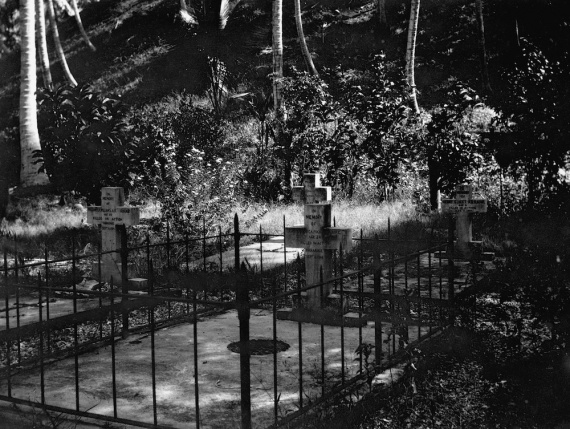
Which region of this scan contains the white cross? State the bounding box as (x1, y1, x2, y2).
(285, 173, 351, 308)
(87, 187, 140, 283)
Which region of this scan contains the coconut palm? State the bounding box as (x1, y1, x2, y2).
(272, 0, 283, 115)
(476, 0, 492, 93)
(70, 0, 96, 51)
(19, 0, 50, 187)
(36, 0, 53, 89)
(294, 0, 318, 76)
(405, 0, 420, 115)
(46, 0, 77, 86)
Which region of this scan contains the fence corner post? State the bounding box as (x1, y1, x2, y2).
(236, 263, 251, 429)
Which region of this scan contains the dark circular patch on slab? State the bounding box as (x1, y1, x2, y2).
(227, 339, 290, 356)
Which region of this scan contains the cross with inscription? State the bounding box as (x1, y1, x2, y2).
(441, 184, 487, 258)
(87, 187, 140, 283)
(285, 173, 352, 308)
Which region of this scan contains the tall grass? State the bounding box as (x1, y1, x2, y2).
(241, 199, 419, 238)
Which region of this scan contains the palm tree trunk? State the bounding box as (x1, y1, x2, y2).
(70, 0, 96, 51)
(20, 0, 50, 187)
(54, 0, 74, 16)
(405, 0, 420, 115)
(46, 0, 78, 86)
(377, 0, 388, 33)
(476, 0, 492, 93)
(294, 0, 318, 76)
(36, 0, 53, 90)
(272, 0, 284, 116)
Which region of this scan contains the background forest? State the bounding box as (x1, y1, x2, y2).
(1, 0, 569, 222)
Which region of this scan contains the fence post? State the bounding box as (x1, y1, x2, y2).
(236, 260, 251, 429)
(235, 213, 251, 428)
(373, 234, 383, 364)
(447, 216, 455, 325)
(120, 225, 129, 338)
(234, 214, 240, 270)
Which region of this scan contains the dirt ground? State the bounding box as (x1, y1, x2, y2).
(0, 308, 429, 428)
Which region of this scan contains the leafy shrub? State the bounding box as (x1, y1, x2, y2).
(128, 96, 239, 235)
(36, 84, 132, 203)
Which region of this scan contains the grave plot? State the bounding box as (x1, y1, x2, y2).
(0, 182, 493, 429)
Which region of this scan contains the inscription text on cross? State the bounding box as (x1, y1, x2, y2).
(87, 187, 140, 283)
(285, 174, 352, 308)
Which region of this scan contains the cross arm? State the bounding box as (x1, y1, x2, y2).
(284, 225, 306, 248)
(292, 186, 332, 204)
(322, 227, 352, 251)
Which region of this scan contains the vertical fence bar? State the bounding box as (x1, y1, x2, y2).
(358, 229, 363, 373)
(44, 246, 52, 352)
(147, 235, 152, 327)
(259, 225, 263, 281)
(373, 234, 382, 364)
(167, 221, 172, 319)
(202, 219, 207, 303)
(185, 232, 190, 314)
(447, 216, 455, 325)
(417, 250, 421, 341)
(110, 279, 118, 418)
(14, 238, 20, 364)
(340, 244, 345, 385)
(272, 279, 278, 425)
(219, 225, 223, 302)
(4, 250, 11, 397)
(439, 243, 443, 322)
(237, 262, 251, 429)
(120, 226, 129, 338)
(320, 267, 325, 398)
(297, 259, 303, 410)
(72, 232, 80, 411)
(38, 273, 45, 404)
(98, 235, 103, 341)
(193, 285, 200, 429)
(150, 288, 157, 426)
(428, 246, 433, 334)
(283, 216, 287, 294)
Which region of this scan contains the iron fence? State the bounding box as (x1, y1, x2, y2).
(0, 213, 457, 428)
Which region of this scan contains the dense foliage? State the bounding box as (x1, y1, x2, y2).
(36, 84, 132, 203)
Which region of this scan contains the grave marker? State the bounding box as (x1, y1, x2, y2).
(87, 187, 140, 284)
(285, 173, 352, 308)
(441, 184, 487, 258)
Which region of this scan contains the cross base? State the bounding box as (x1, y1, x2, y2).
(276, 307, 367, 327)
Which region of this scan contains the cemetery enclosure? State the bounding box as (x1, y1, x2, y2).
(0, 215, 473, 429)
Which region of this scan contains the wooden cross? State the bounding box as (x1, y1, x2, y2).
(292, 173, 332, 204)
(441, 184, 487, 258)
(285, 173, 352, 308)
(87, 187, 140, 283)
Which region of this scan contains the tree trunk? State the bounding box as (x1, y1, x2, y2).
(405, 0, 420, 115)
(20, 0, 50, 187)
(70, 0, 96, 51)
(427, 156, 441, 211)
(294, 0, 318, 76)
(46, 0, 78, 86)
(36, 0, 53, 90)
(54, 0, 74, 16)
(272, 0, 283, 116)
(476, 0, 491, 94)
(377, 0, 388, 33)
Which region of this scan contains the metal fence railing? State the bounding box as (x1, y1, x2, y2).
(0, 213, 457, 429)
